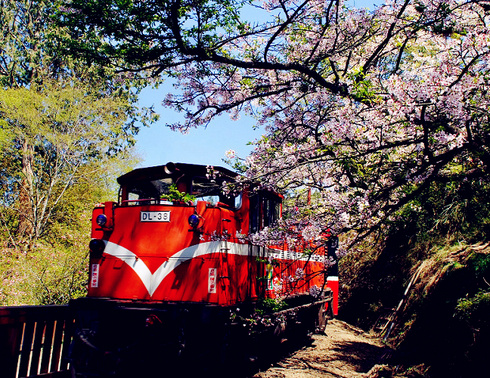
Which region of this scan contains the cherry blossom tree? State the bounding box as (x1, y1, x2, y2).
(59, 0, 490, 246)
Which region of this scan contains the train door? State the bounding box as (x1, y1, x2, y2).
(249, 190, 283, 298)
(217, 207, 231, 305)
(249, 191, 281, 234)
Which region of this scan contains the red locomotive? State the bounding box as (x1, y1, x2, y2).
(70, 162, 338, 376)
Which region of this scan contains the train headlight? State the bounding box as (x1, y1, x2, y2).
(188, 214, 200, 228)
(89, 239, 106, 258)
(96, 214, 107, 227)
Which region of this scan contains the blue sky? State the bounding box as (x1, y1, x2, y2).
(136, 86, 262, 168)
(135, 0, 382, 169)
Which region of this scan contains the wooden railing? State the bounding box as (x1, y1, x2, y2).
(0, 305, 75, 378)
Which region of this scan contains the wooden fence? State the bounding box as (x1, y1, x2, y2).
(0, 305, 75, 378)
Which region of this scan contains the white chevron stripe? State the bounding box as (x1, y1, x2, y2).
(103, 241, 250, 296)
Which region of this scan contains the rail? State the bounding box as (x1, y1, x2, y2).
(0, 305, 75, 378)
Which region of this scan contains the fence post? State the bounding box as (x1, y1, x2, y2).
(0, 309, 23, 378)
(0, 306, 75, 378)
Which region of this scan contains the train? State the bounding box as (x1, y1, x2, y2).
(69, 162, 339, 376)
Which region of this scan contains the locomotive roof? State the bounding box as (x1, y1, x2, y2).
(117, 162, 238, 186)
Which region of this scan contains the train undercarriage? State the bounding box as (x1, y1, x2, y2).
(69, 291, 333, 377)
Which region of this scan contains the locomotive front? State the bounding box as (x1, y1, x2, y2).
(87, 162, 252, 305)
(69, 162, 338, 376)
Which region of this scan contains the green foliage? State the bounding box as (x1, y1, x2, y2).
(0, 121, 13, 148)
(0, 219, 90, 305)
(161, 184, 196, 203)
(468, 252, 490, 278)
(0, 82, 140, 243)
(255, 297, 287, 315)
(57, 0, 248, 75)
(387, 173, 490, 246)
(454, 289, 490, 323)
(0, 155, 133, 305)
(0, 1, 150, 305)
(347, 67, 379, 104)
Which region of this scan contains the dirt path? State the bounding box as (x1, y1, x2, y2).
(253, 319, 391, 378)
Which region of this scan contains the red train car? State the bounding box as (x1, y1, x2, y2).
(70, 162, 338, 376)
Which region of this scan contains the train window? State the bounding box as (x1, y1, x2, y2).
(235, 193, 242, 209)
(126, 178, 174, 204)
(250, 192, 282, 233)
(263, 196, 281, 227)
(250, 194, 259, 233)
(191, 176, 221, 197)
(191, 176, 238, 208)
(199, 195, 220, 206)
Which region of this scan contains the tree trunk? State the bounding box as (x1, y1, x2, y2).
(17, 138, 34, 246)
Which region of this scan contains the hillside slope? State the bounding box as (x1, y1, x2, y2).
(342, 241, 490, 377)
